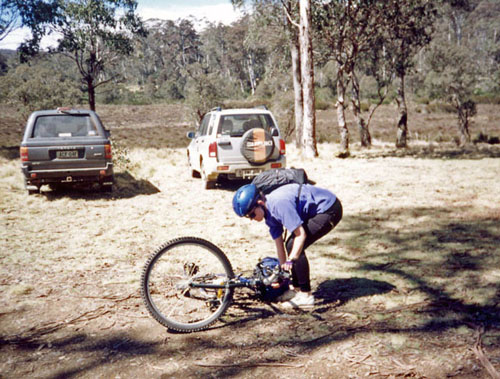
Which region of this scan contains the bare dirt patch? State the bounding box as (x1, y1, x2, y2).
(1, 103, 500, 378)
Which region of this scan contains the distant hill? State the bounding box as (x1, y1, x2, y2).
(0, 49, 16, 56)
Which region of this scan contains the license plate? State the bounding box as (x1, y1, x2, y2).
(239, 169, 262, 178)
(56, 150, 78, 159)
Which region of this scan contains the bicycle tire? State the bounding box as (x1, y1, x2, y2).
(141, 237, 234, 332)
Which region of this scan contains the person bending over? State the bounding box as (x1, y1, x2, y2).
(232, 182, 342, 308)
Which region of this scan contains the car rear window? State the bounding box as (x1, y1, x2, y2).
(218, 114, 276, 137)
(32, 115, 99, 138)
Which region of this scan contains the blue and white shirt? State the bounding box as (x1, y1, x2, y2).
(264, 183, 336, 240)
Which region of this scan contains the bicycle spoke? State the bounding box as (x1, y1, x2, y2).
(141, 237, 234, 332)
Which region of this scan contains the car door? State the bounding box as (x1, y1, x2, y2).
(193, 113, 211, 171)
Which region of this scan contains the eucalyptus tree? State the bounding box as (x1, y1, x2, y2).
(0, 0, 19, 41)
(297, 0, 317, 157)
(52, 0, 147, 110)
(383, 0, 436, 148)
(316, 0, 389, 156)
(424, 41, 478, 146)
(201, 16, 267, 97)
(232, 0, 317, 156)
(352, 35, 395, 147)
(0, 0, 58, 57)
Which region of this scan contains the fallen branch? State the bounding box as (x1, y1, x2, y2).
(472, 326, 500, 379)
(195, 362, 304, 368)
(381, 300, 431, 314)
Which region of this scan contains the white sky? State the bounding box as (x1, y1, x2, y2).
(0, 0, 244, 50)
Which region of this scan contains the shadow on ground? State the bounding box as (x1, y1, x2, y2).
(41, 171, 160, 201)
(314, 277, 395, 306)
(2, 204, 499, 378)
(351, 144, 500, 159)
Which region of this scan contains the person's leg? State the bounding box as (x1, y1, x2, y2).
(286, 198, 343, 292)
(285, 238, 310, 292)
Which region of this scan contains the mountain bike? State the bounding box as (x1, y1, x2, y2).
(141, 236, 289, 333)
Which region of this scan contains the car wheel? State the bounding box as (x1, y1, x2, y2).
(200, 161, 216, 190)
(240, 128, 275, 164)
(28, 186, 40, 195)
(191, 168, 201, 178)
(188, 152, 201, 178)
(100, 184, 113, 193)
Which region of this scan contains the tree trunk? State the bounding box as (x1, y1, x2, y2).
(457, 115, 470, 146)
(336, 74, 349, 157)
(350, 72, 371, 147)
(453, 95, 473, 146)
(247, 53, 257, 95)
(88, 78, 96, 111)
(395, 73, 408, 148)
(299, 0, 318, 158)
(290, 34, 303, 149)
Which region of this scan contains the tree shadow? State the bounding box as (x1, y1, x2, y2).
(350, 144, 500, 159)
(3, 204, 499, 378)
(0, 146, 19, 160)
(314, 277, 395, 306)
(1, 329, 159, 378)
(341, 205, 500, 330)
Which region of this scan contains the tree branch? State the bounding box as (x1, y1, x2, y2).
(281, 0, 300, 28)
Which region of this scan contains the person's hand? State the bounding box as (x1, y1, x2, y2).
(282, 260, 294, 272)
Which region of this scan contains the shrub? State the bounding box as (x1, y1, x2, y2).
(425, 102, 456, 113)
(473, 132, 500, 145)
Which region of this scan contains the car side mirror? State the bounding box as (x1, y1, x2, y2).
(271, 128, 279, 137)
(104, 129, 111, 138)
(186, 131, 196, 139)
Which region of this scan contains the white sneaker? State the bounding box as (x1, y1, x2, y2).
(275, 289, 297, 302)
(282, 291, 315, 309)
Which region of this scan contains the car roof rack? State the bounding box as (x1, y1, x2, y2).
(254, 105, 268, 110)
(211, 106, 222, 112)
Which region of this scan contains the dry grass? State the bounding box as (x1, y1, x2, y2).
(1, 102, 499, 378)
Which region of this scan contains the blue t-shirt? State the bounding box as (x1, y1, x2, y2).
(264, 183, 336, 240)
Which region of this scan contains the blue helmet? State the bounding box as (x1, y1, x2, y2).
(233, 184, 259, 217)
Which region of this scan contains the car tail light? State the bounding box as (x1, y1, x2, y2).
(105, 144, 112, 159)
(208, 142, 217, 158)
(279, 139, 286, 155)
(20, 147, 28, 161)
(271, 163, 282, 169)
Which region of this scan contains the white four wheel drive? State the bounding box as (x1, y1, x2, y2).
(187, 107, 287, 189)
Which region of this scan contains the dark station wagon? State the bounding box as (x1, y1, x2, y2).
(20, 108, 114, 194)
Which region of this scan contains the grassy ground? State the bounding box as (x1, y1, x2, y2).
(0, 102, 499, 378)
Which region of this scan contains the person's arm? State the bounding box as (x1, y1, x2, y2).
(274, 235, 287, 265)
(281, 225, 307, 271)
(288, 225, 307, 262)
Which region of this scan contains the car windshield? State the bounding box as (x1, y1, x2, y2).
(217, 114, 276, 137)
(32, 115, 99, 138)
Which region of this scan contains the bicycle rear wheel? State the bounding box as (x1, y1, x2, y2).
(141, 237, 234, 332)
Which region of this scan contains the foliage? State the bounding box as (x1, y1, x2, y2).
(0, 0, 59, 58)
(423, 38, 479, 145)
(184, 63, 224, 122)
(50, 0, 147, 110)
(1, 0, 499, 149)
(0, 55, 81, 116)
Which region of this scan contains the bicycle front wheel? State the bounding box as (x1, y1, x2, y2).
(141, 237, 234, 332)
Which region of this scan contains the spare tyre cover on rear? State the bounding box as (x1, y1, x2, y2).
(240, 128, 275, 164)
